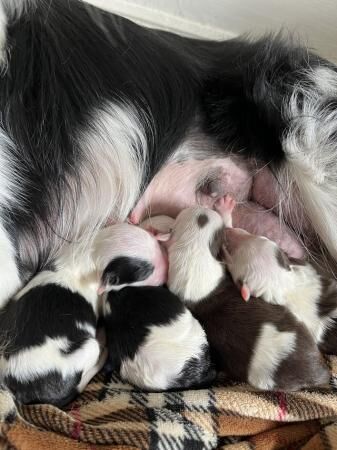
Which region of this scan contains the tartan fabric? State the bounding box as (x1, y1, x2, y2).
(1, 357, 337, 449)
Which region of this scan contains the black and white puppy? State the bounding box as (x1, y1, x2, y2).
(0, 268, 106, 406)
(93, 223, 168, 293)
(0, 219, 171, 405)
(102, 286, 215, 391)
(0, 0, 336, 312)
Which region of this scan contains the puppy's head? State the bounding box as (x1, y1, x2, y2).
(224, 229, 292, 301)
(99, 256, 154, 294)
(172, 207, 224, 247)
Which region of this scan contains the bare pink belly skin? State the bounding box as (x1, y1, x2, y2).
(131, 158, 253, 223)
(130, 157, 306, 258)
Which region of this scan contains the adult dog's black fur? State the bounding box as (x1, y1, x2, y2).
(0, 0, 335, 306)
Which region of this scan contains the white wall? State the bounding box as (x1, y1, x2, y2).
(86, 0, 337, 61)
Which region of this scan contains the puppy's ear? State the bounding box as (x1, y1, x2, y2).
(275, 248, 291, 271)
(98, 271, 120, 294)
(221, 244, 233, 264)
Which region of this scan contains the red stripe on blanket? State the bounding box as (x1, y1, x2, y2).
(276, 392, 287, 421)
(70, 402, 82, 440)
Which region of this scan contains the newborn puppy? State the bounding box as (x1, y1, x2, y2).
(192, 278, 330, 391)
(93, 223, 168, 292)
(222, 195, 337, 354)
(159, 202, 232, 303)
(102, 286, 215, 391)
(0, 271, 105, 406)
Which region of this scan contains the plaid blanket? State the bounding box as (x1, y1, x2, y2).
(1, 355, 337, 450)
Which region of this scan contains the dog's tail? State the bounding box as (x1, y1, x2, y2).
(282, 65, 337, 262)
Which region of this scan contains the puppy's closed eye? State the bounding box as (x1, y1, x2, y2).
(107, 273, 120, 285)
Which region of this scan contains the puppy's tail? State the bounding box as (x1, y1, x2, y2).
(282, 65, 337, 263)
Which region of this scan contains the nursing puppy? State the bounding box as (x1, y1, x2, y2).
(101, 286, 215, 391)
(92, 223, 213, 391)
(0, 271, 105, 406)
(1, 0, 337, 311)
(192, 278, 330, 391)
(149, 200, 329, 390)
(223, 196, 337, 354)
(159, 200, 232, 302)
(0, 221, 168, 405)
(93, 223, 168, 293)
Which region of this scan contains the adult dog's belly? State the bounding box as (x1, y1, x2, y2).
(130, 157, 306, 259)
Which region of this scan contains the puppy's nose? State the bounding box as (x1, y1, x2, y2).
(97, 285, 106, 295)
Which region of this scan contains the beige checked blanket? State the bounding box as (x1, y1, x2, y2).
(1, 355, 337, 450)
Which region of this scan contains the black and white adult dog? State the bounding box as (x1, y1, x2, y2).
(0, 0, 335, 308)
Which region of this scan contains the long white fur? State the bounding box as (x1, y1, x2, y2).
(167, 207, 224, 303)
(248, 323, 296, 390)
(0, 130, 29, 304)
(120, 309, 208, 391)
(20, 102, 148, 276)
(0, 223, 21, 308)
(282, 66, 337, 264)
(61, 104, 148, 263)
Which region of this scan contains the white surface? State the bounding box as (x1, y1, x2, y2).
(85, 0, 337, 61)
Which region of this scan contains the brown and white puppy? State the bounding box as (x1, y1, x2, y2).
(223, 196, 337, 355)
(145, 198, 330, 390)
(192, 278, 330, 391)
